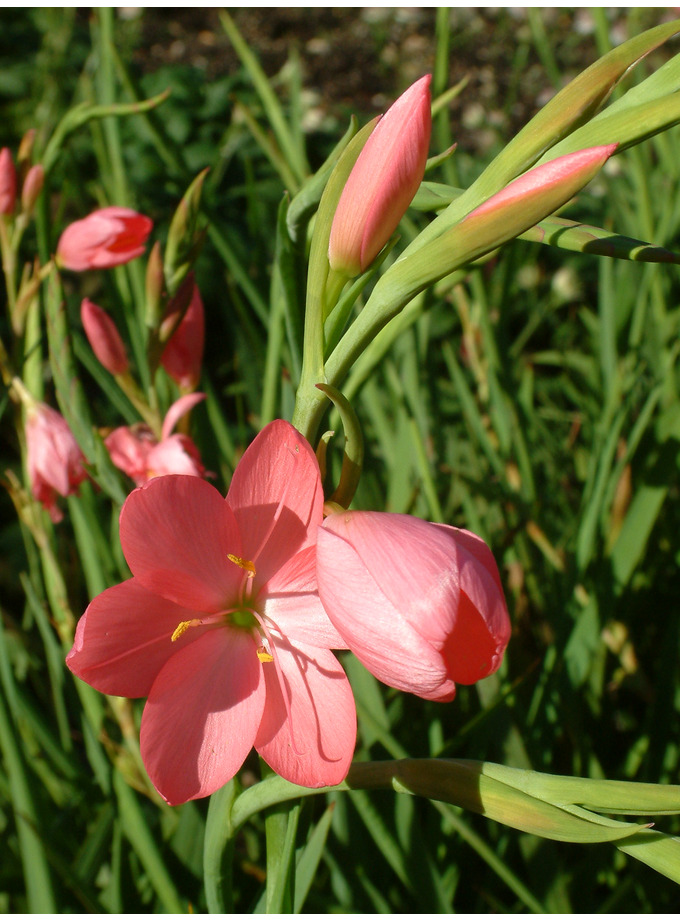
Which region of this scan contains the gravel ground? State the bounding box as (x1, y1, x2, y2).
(129, 7, 677, 157)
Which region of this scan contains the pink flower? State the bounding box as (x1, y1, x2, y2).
(81, 298, 129, 375)
(316, 511, 511, 701)
(105, 394, 206, 486)
(0, 147, 17, 215)
(328, 74, 431, 276)
(66, 420, 356, 804)
(25, 402, 87, 522)
(56, 206, 153, 272)
(160, 283, 205, 390)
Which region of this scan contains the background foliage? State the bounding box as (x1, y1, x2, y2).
(1, 7, 680, 912)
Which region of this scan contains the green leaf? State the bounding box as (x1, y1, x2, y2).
(203, 780, 237, 913)
(293, 803, 336, 912)
(521, 214, 680, 263)
(113, 771, 184, 913)
(477, 761, 680, 815)
(609, 482, 668, 590)
(264, 800, 300, 913)
(0, 621, 56, 912)
(220, 10, 308, 189)
(389, 760, 647, 844)
(286, 116, 359, 245)
(617, 830, 680, 883)
(315, 383, 364, 508)
(163, 168, 209, 296)
(537, 92, 680, 163)
(40, 89, 171, 175)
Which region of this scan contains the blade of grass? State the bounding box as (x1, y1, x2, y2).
(0, 635, 56, 911)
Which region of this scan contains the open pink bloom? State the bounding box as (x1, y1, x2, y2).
(81, 298, 129, 375)
(105, 394, 206, 486)
(56, 206, 153, 272)
(317, 511, 511, 701)
(26, 402, 87, 522)
(160, 283, 205, 390)
(67, 420, 356, 804)
(328, 74, 431, 276)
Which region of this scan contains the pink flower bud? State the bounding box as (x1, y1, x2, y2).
(81, 298, 129, 375)
(160, 283, 205, 390)
(467, 144, 619, 221)
(25, 402, 87, 522)
(145, 240, 165, 328)
(0, 147, 17, 215)
(328, 75, 432, 276)
(17, 129, 36, 167)
(56, 206, 153, 272)
(317, 511, 511, 701)
(21, 163, 44, 215)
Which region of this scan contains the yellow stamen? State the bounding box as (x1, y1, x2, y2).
(257, 645, 274, 663)
(227, 553, 256, 578)
(171, 618, 202, 642)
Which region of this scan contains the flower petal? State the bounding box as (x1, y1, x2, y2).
(261, 545, 348, 649)
(105, 425, 155, 485)
(66, 578, 207, 697)
(141, 628, 264, 805)
(226, 420, 323, 585)
(317, 513, 456, 699)
(161, 392, 206, 441)
(146, 434, 205, 479)
(436, 526, 511, 683)
(255, 639, 356, 787)
(120, 475, 242, 612)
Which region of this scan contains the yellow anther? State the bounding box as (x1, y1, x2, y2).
(227, 553, 256, 578)
(257, 646, 274, 663)
(171, 618, 202, 642)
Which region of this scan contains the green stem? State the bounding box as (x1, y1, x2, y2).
(290, 274, 327, 442)
(0, 636, 56, 911)
(0, 215, 17, 312)
(204, 780, 237, 913)
(115, 371, 162, 437)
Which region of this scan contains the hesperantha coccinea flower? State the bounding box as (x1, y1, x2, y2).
(105, 393, 207, 486)
(316, 511, 511, 702)
(66, 420, 356, 805)
(56, 206, 152, 272)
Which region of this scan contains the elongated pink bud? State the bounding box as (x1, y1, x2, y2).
(160, 283, 205, 390)
(329, 75, 432, 276)
(0, 147, 17, 215)
(21, 163, 44, 216)
(81, 298, 129, 375)
(467, 144, 618, 221)
(57, 206, 153, 272)
(25, 401, 87, 521)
